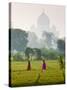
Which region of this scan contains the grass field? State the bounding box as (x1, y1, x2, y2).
(10, 60, 65, 87)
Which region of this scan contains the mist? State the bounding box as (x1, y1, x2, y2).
(11, 3, 65, 53)
(27, 12, 58, 49)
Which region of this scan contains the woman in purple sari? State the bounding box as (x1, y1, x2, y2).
(42, 60, 46, 71)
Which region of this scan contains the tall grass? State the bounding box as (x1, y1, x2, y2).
(10, 60, 65, 87)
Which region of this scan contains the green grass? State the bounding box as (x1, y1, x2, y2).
(10, 60, 65, 87)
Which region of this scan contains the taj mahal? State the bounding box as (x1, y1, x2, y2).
(27, 11, 57, 49)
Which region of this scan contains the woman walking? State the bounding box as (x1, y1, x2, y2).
(27, 60, 31, 70)
(42, 60, 46, 71)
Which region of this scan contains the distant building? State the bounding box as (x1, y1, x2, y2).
(37, 12, 50, 32)
(28, 11, 57, 49)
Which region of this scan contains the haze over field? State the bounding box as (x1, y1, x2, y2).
(10, 3, 65, 52)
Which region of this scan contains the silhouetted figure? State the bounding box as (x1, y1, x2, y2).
(59, 56, 64, 69)
(42, 60, 46, 71)
(58, 56, 65, 81)
(27, 60, 31, 70)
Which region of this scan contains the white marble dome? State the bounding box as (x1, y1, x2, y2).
(37, 12, 49, 29)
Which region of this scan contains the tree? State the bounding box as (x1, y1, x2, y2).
(58, 56, 65, 81)
(13, 52, 23, 61)
(25, 47, 34, 70)
(33, 48, 42, 60)
(10, 28, 28, 52)
(57, 39, 65, 55)
(41, 48, 59, 60)
(25, 47, 34, 60)
(27, 60, 31, 70)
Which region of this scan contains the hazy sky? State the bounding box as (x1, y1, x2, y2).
(11, 2, 65, 38)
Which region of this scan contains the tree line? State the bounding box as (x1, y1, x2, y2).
(10, 28, 65, 60)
